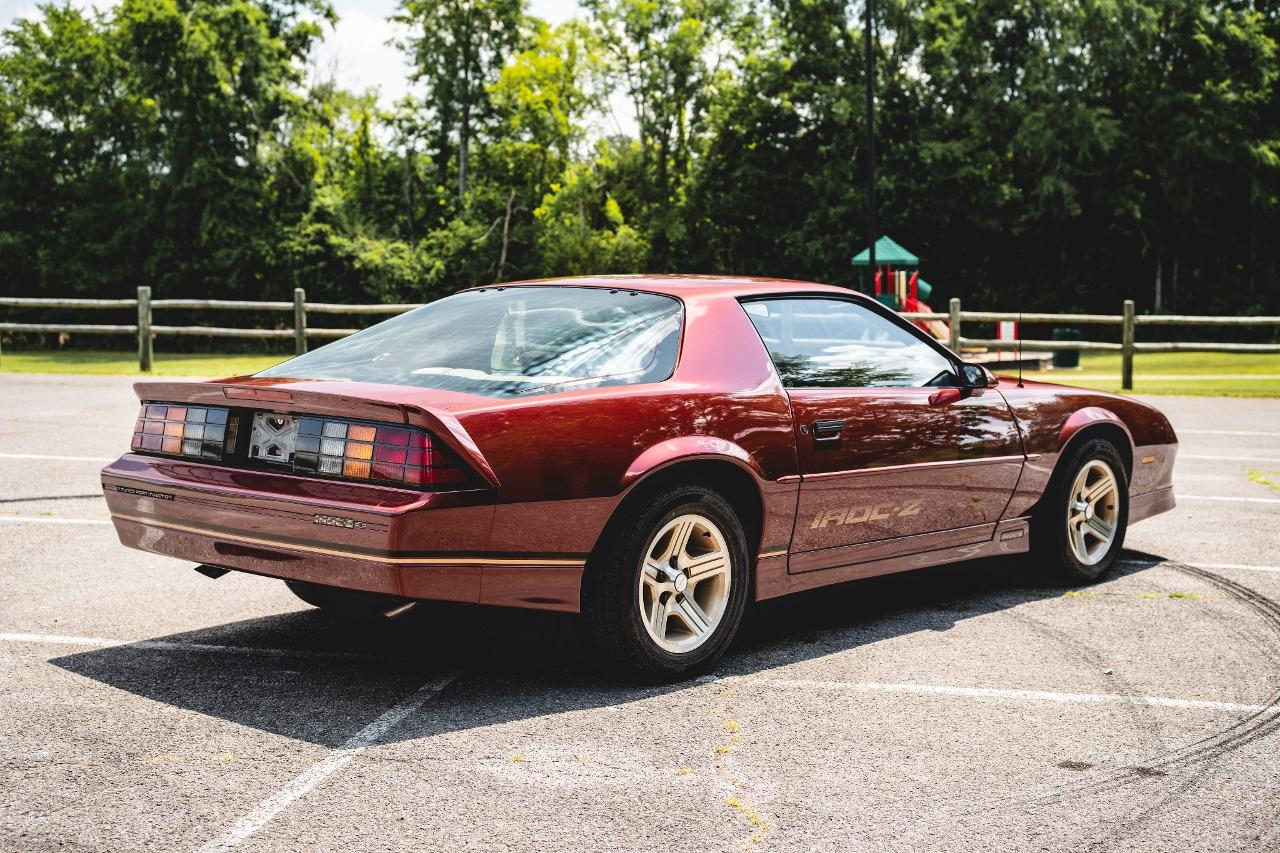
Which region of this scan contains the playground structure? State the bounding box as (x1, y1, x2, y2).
(851, 235, 950, 340)
(852, 235, 1050, 369)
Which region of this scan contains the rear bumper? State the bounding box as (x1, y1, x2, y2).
(102, 454, 584, 612)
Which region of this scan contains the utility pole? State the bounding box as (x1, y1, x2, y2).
(865, 0, 877, 274)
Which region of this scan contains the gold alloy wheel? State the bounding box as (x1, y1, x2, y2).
(1066, 459, 1121, 565)
(638, 513, 733, 654)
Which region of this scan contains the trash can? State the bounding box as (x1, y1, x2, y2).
(1052, 328, 1081, 369)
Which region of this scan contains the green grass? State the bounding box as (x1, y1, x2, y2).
(1008, 352, 1280, 397)
(0, 350, 289, 377)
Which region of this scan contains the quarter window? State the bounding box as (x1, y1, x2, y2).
(742, 297, 956, 388)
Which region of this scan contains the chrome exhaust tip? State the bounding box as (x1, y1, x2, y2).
(383, 600, 417, 619)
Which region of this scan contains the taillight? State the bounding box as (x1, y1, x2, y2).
(287, 416, 467, 489)
(130, 404, 471, 490)
(131, 404, 231, 460)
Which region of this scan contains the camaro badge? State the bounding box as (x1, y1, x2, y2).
(810, 501, 922, 529)
(314, 514, 366, 529)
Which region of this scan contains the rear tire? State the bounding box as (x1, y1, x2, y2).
(284, 579, 406, 618)
(1033, 437, 1129, 584)
(583, 485, 750, 680)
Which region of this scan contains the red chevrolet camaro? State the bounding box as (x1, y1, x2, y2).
(101, 276, 1177, 676)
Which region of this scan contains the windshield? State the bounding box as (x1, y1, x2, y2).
(258, 286, 684, 397)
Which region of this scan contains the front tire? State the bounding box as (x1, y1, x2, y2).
(583, 485, 751, 679)
(1034, 437, 1129, 584)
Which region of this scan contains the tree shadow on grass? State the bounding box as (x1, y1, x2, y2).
(50, 553, 1161, 749)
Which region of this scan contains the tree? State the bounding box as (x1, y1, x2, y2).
(533, 154, 649, 276)
(396, 0, 524, 198)
(583, 0, 749, 264)
(0, 0, 335, 301)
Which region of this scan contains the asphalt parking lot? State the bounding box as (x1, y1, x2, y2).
(2, 373, 1279, 852)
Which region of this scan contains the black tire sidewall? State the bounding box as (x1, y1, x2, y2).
(585, 486, 751, 678)
(1040, 437, 1129, 583)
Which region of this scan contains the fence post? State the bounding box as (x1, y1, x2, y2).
(293, 287, 307, 356)
(136, 285, 153, 372)
(1121, 299, 1135, 391)
(948, 297, 961, 352)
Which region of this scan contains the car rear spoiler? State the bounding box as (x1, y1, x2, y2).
(133, 379, 501, 488)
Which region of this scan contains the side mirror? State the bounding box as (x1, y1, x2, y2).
(962, 363, 996, 389)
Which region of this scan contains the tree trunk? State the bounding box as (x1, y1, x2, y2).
(1153, 256, 1162, 312)
(402, 144, 415, 239)
(497, 188, 516, 282)
(458, 99, 470, 198)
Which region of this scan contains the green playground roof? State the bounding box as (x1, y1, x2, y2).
(852, 235, 919, 266)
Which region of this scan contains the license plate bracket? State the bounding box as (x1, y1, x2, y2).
(249, 412, 300, 463)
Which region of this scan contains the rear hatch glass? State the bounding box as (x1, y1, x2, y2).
(258, 286, 683, 397)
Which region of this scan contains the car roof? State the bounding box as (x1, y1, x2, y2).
(465, 274, 858, 300)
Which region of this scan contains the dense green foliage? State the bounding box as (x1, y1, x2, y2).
(1, 0, 1277, 316)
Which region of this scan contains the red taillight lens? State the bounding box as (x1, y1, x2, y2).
(288, 416, 467, 490)
(131, 403, 231, 460)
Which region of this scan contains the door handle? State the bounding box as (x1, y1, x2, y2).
(812, 419, 845, 442)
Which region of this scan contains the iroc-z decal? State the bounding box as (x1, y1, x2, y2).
(810, 501, 922, 529)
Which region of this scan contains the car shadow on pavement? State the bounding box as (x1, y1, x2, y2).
(50, 553, 1161, 749)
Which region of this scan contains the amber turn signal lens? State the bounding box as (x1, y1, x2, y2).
(342, 459, 371, 478)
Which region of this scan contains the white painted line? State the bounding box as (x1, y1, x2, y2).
(1182, 454, 1280, 463)
(1121, 559, 1280, 575)
(0, 632, 128, 647)
(1027, 374, 1279, 381)
(752, 680, 1278, 714)
(0, 514, 111, 525)
(1179, 429, 1280, 437)
(0, 451, 113, 462)
(0, 632, 403, 663)
(1191, 562, 1280, 574)
(198, 673, 457, 853)
(1178, 495, 1280, 505)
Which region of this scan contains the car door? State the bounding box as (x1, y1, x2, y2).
(741, 296, 1025, 572)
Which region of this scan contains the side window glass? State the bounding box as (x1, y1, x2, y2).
(742, 298, 955, 388)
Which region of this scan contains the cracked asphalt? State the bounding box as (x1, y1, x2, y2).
(2, 373, 1279, 852)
